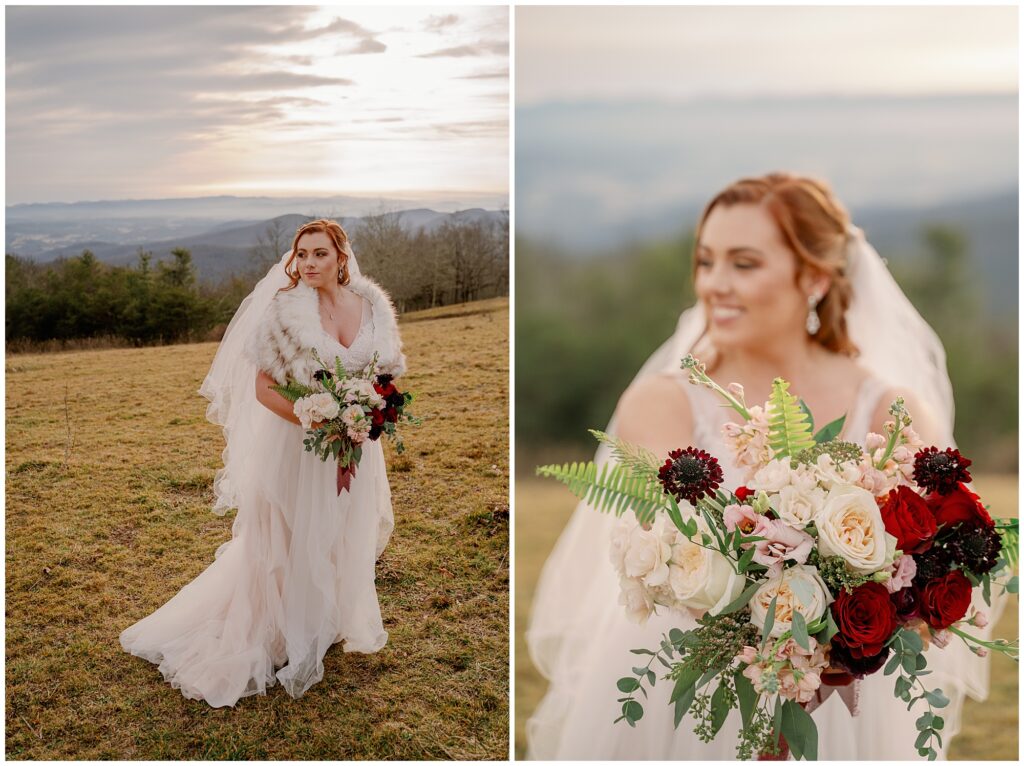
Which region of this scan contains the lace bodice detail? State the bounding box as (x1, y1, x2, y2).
(314, 296, 378, 372)
(675, 372, 891, 489)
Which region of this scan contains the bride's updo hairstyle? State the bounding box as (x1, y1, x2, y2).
(693, 172, 858, 356)
(282, 218, 352, 291)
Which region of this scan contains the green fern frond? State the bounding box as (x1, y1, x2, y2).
(536, 460, 669, 524)
(767, 378, 815, 458)
(271, 380, 315, 403)
(589, 429, 661, 482)
(998, 519, 1020, 569)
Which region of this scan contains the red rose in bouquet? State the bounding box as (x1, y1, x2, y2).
(926, 483, 994, 530)
(830, 582, 898, 658)
(735, 486, 755, 502)
(880, 486, 937, 554)
(915, 570, 972, 630)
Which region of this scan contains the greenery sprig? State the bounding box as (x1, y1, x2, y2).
(884, 628, 947, 760)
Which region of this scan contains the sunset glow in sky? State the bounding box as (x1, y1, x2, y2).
(6, 6, 509, 205)
(516, 5, 1017, 104)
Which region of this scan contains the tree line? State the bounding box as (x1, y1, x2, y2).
(5, 213, 509, 350)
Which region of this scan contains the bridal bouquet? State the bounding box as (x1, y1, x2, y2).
(273, 349, 416, 493)
(537, 355, 1018, 761)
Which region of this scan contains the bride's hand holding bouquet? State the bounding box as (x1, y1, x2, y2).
(273, 348, 417, 494)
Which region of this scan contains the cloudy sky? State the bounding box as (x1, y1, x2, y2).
(517, 5, 1017, 104)
(6, 5, 508, 205)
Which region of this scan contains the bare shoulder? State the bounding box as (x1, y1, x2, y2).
(869, 385, 943, 444)
(615, 373, 695, 457)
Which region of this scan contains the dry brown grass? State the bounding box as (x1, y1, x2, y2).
(5, 298, 509, 760)
(515, 474, 1018, 760)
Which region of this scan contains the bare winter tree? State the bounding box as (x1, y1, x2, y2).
(250, 217, 291, 272)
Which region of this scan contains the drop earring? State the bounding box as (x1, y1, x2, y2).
(806, 294, 821, 335)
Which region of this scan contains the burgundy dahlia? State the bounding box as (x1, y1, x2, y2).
(912, 545, 953, 585)
(913, 447, 972, 496)
(948, 524, 1002, 575)
(889, 587, 919, 622)
(658, 447, 723, 504)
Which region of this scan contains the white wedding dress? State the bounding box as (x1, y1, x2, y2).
(120, 295, 395, 708)
(527, 369, 998, 760)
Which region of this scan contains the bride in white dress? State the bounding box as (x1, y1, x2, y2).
(120, 219, 406, 708)
(526, 173, 1005, 759)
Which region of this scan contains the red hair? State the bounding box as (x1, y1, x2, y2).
(693, 172, 857, 355)
(281, 218, 351, 291)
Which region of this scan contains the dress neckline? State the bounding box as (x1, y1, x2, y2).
(319, 292, 369, 350)
(682, 368, 882, 445)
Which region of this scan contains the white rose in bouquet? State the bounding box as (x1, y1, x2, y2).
(772, 484, 826, 528)
(816, 484, 898, 574)
(810, 453, 862, 490)
(343, 378, 383, 407)
(750, 457, 795, 494)
(293, 393, 339, 429)
(622, 517, 672, 588)
(618, 575, 656, 624)
(749, 564, 832, 638)
(666, 523, 746, 616)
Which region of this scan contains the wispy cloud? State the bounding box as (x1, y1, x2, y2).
(418, 40, 507, 58)
(6, 5, 508, 204)
(424, 13, 460, 32)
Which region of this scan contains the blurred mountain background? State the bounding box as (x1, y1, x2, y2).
(515, 95, 1018, 471)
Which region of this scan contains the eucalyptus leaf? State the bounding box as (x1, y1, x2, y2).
(737, 546, 757, 574)
(780, 698, 818, 760)
(617, 677, 640, 693)
(719, 580, 760, 616)
(735, 670, 758, 729)
(761, 595, 779, 650)
(790, 610, 811, 652)
(709, 681, 731, 737)
(673, 684, 697, 728)
(788, 576, 815, 608)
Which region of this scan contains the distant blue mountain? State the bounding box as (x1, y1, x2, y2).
(6, 206, 506, 282)
(516, 93, 1017, 250)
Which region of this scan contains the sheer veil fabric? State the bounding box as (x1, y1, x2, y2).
(120, 246, 395, 708)
(525, 226, 1006, 759)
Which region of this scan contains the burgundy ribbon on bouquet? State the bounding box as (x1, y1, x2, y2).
(336, 462, 357, 494)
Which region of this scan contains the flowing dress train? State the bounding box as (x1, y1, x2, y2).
(120, 297, 394, 707)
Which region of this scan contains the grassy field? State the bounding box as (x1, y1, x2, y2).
(5, 297, 509, 760)
(515, 474, 1018, 760)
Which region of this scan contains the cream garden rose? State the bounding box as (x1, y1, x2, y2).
(750, 457, 794, 494)
(618, 576, 655, 624)
(749, 564, 832, 638)
(666, 524, 746, 616)
(621, 517, 672, 588)
(816, 484, 897, 574)
(772, 484, 826, 528)
(293, 392, 340, 429)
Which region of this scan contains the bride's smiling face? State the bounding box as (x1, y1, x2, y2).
(694, 202, 824, 352)
(295, 230, 342, 288)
